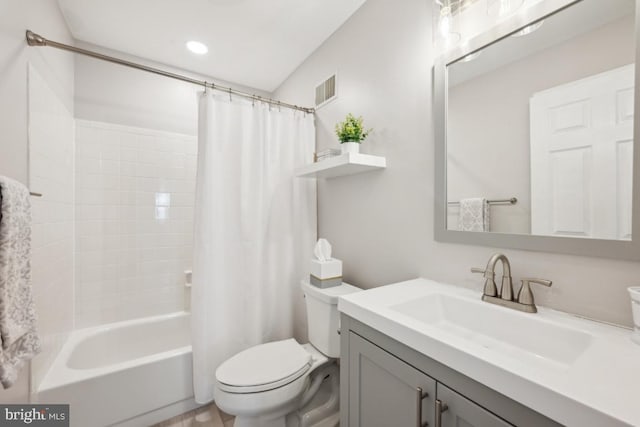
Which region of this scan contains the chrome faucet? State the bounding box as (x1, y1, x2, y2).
(472, 253, 552, 313)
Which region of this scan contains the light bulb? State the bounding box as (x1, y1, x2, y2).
(440, 14, 452, 37)
(436, 2, 460, 45)
(439, 5, 455, 38)
(186, 41, 208, 55)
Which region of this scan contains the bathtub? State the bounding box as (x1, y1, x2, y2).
(36, 312, 198, 427)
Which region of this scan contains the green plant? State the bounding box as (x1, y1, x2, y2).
(335, 113, 372, 143)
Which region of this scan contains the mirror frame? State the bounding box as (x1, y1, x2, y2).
(434, 0, 640, 260)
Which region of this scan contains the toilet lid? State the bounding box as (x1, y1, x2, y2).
(216, 339, 311, 392)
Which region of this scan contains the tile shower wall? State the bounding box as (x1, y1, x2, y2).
(28, 64, 75, 390)
(74, 120, 197, 328)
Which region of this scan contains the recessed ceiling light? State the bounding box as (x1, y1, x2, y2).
(186, 40, 208, 55)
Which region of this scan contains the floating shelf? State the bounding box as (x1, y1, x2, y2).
(295, 153, 386, 179)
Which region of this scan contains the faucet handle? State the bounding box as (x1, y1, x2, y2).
(471, 267, 495, 280)
(517, 278, 552, 307)
(471, 267, 498, 297)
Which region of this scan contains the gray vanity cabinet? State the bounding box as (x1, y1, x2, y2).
(348, 332, 436, 427)
(341, 315, 562, 427)
(437, 383, 511, 427)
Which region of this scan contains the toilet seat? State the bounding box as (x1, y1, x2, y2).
(216, 339, 312, 393)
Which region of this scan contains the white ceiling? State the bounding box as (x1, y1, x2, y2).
(57, 0, 367, 92)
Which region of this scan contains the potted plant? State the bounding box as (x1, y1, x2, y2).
(335, 113, 372, 154)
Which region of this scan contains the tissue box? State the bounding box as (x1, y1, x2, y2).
(310, 258, 342, 288)
(310, 258, 342, 279)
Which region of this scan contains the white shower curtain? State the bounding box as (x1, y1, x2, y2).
(191, 91, 317, 403)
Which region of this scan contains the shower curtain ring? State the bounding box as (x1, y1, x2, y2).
(252, 95, 255, 107)
(278, 101, 281, 112)
(229, 88, 232, 102)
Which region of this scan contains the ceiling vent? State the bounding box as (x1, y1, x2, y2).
(315, 73, 337, 108)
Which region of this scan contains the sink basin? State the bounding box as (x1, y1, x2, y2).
(390, 293, 593, 368)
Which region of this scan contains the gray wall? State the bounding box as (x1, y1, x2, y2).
(0, 0, 75, 402)
(275, 0, 640, 335)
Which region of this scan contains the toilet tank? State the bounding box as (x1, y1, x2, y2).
(301, 281, 361, 358)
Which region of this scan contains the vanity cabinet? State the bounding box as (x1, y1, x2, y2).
(348, 332, 436, 427)
(341, 315, 562, 427)
(437, 383, 511, 427)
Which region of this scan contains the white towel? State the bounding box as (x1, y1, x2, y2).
(458, 198, 490, 232)
(0, 177, 40, 388)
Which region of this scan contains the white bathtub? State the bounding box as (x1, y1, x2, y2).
(36, 312, 198, 427)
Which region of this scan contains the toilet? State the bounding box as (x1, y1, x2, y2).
(213, 280, 360, 427)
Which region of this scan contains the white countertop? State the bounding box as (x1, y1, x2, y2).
(338, 278, 640, 427)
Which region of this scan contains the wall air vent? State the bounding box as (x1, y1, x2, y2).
(315, 73, 337, 108)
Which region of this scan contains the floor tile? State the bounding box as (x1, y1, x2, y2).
(153, 403, 232, 427)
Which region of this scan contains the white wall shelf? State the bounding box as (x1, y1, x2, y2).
(295, 152, 386, 179)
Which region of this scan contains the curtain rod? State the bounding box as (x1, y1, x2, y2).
(25, 30, 315, 114)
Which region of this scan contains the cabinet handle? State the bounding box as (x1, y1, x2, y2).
(416, 387, 429, 427)
(435, 399, 448, 427)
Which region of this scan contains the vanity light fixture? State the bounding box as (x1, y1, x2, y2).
(487, 0, 524, 17)
(186, 40, 208, 55)
(512, 20, 545, 37)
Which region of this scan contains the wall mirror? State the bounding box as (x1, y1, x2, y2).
(434, 0, 640, 259)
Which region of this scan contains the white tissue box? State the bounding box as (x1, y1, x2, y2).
(310, 258, 342, 280)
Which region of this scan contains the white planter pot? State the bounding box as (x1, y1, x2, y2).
(629, 287, 640, 344)
(341, 142, 360, 154)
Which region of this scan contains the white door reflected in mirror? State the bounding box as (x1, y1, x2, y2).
(530, 65, 634, 240)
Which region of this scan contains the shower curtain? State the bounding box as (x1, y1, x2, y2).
(191, 91, 317, 403)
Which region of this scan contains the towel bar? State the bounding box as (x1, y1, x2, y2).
(448, 197, 517, 206)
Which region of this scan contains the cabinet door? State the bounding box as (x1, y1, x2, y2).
(349, 332, 436, 427)
(437, 383, 512, 427)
